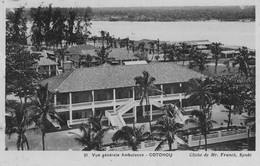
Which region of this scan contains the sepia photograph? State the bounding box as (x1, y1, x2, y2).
(1, 0, 258, 165)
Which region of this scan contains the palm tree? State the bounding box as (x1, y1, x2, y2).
(134, 71, 164, 137)
(210, 42, 222, 74)
(160, 43, 169, 62)
(138, 41, 145, 53)
(189, 52, 209, 73)
(185, 110, 217, 151)
(167, 44, 180, 62)
(27, 84, 64, 150)
(244, 116, 255, 150)
(148, 41, 155, 61)
(179, 42, 189, 65)
(100, 30, 106, 47)
(186, 78, 214, 116)
(95, 45, 112, 65)
(69, 117, 114, 151)
(232, 47, 255, 78)
(112, 125, 150, 151)
(152, 116, 183, 151)
(5, 101, 37, 150)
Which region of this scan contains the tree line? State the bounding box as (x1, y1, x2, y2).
(92, 6, 255, 22)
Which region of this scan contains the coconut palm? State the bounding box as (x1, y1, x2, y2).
(186, 78, 214, 114)
(210, 42, 222, 74)
(232, 47, 255, 78)
(160, 43, 169, 61)
(95, 45, 112, 65)
(112, 125, 150, 151)
(5, 101, 38, 150)
(152, 116, 184, 151)
(148, 41, 155, 61)
(244, 116, 255, 150)
(179, 42, 189, 65)
(185, 110, 217, 151)
(69, 123, 111, 151)
(189, 52, 209, 73)
(27, 84, 64, 150)
(134, 71, 164, 136)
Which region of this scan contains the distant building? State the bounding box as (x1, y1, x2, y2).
(41, 62, 205, 127)
(35, 56, 59, 77)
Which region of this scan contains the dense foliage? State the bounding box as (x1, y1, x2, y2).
(92, 6, 255, 22)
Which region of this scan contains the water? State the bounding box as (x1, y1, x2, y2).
(90, 21, 255, 49)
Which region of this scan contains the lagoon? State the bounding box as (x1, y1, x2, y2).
(90, 21, 255, 49)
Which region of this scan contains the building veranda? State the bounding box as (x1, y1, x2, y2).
(41, 62, 205, 127)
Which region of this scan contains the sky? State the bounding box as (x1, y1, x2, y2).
(6, 0, 255, 8)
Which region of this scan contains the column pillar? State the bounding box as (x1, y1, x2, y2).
(160, 84, 163, 104)
(113, 89, 116, 111)
(142, 105, 145, 117)
(133, 106, 137, 123)
(69, 92, 72, 125)
(49, 65, 51, 76)
(54, 94, 57, 106)
(132, 87, 135, 100)
(150, 104, 153, 121)
(92, 90, 95, 116)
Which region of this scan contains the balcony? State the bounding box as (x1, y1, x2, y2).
(55, 93, 186, 112)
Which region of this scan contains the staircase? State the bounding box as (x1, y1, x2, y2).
(105, 99, 137, 128)
(105, 110, 126, 129)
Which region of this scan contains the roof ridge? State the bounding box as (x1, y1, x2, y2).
(55, 69, 75, 92)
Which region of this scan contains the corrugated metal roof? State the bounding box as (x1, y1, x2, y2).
(41, 62, 206, 93)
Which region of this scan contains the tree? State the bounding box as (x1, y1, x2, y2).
(52, 9, 66, 49)
(27, 84, 63, 150)
(210, 42, 222, 74)
(90, 36, 98, 46)
(179, 42, 189, 65)
(66, 11, 77, 45)
(112, 125, 150, 151)
(42, 4, 53, 49)
(134, 71, 164, 137)
(152, 114, 183, 151)
(185, 110, 217, 151)
(5, 101, 36, 151)
(69, 114, 114, 151)
(232, 47, 255, 78)
(244, 116, 255, 150)
(186, 78, 215, 116)
(30, 6, 45, 49)
(79, 54, 93, 67)
(189, 52, 209, 73)
(212, 74, 253, 128)
(160, 43, 169, 62)
(167, 44, 180, 62)
(95, 46, 112, 65)
(6, 6, 28, 45)
(148, 41, 155, 61)
(6, 44, 41, 106)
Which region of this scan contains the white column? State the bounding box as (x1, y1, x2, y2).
(133, 106, 137, 123)
(113, 89, 116, 111)
(179, 99, 182, 108)
(132, 87, 135, 100)
(48, 65, 51, 76)
(92, 90, 95, 116)
(150, 104, 153, 121)
(69, 93, 72, 125)
(160, 84, 163, 103)
(54, 94, 57, 106)
(142, 105, 145, 117)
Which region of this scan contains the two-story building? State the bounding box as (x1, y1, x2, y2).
(40, 62, 205, 128)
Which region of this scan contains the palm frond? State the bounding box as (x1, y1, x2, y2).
(155, 139, 167, 151)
